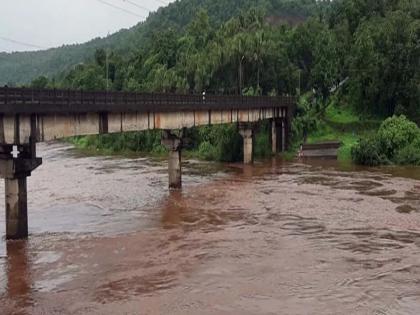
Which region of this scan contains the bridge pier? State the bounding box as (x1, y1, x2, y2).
(282, 118, 287, 152)
(271, 119, 280, 154)
(161, 130, 184, 189)
(0, 145, 42, 240)
(239, 124, 255, 164)
(5, 177, 28, 240)
(270, 118, 287, 154)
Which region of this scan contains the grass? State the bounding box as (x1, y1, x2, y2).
(306, 104, 380, 161)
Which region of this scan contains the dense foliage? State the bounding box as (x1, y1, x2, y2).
(70, 124, 271, 162)
(351, 116, 420, 166)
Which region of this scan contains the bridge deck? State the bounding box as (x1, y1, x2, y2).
(0, 87, 295, 114)
(0, 87, 295, 145)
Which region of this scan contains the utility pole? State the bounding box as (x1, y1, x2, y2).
(106, 31, 110, 91)
(106, 50, 109, 91)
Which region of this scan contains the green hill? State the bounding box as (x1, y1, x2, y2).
(0, 0, 319, 85)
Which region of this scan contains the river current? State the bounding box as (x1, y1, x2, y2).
(0, 142, 419, 315)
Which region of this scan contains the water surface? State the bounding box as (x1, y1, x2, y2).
(0, 142, 419, 315)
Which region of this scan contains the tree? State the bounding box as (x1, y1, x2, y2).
(348, 9, 420, 117)
(30, 76, 49, 89)
(289, 18, 340, 109)
(311, 26, 340, 109)
(94, 49, 107, 67)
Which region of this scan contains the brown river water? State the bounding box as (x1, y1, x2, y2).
(0, 142, 420, 315)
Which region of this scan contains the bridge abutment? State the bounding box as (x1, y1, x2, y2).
(0, 145, 42, 240)
(239, 124, 255, 164)
(161, 130, 184, 189)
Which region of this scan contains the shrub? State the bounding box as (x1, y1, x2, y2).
(214, 125, 243, 162)
(351, 115, 420, 166)
(351, 136, 388, 166)
(395, 138, 420, 166)
(198, 141, 217, 160)
(377, 115, 420, 159)
(395, 145, 420, 166)
(254, 121, 272, 158)
(291, 95, 318, 143)
(197, 124, 242, 162)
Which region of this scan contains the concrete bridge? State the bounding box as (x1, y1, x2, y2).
(0, 87, 295, 239)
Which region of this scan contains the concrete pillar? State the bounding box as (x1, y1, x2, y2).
(168, 149, 182, 189)
(239, 125, 254, 164)
(271, 119, 283, 154)
(271, 120, 277, 154)
(0, 144, 42, 240)
(161, 130, 184, 189)
(5, 177, 28, 239)
(281, 118, 286, 152)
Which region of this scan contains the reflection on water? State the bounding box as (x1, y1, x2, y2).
(0, 241, 7, 296)
(6, 242, 31, 300)
(0, 142, 419, 315)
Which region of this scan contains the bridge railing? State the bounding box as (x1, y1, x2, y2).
(0, 87, 295, 114)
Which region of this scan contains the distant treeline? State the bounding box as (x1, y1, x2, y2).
(0, 0, 319, 86)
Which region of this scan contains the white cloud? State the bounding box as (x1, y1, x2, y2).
(0, 0, 171, 52)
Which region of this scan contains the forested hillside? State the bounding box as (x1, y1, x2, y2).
(48, 0, 418, 120)
(0, 0, 318, 85)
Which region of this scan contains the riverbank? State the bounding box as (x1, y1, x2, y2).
(305, 105, 380, 161)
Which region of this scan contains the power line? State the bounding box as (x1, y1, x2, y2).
(154, 0, 169, 5)
(0, 36, 46, 49)
(121, 0, 152, 12)
(0, 0, 169, 52)
(95, 0, 146, 18)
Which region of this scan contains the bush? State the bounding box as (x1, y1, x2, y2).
(198, 141, 217, 160)
(70, 122, 276, 163)
(70, 130, 163, 153)
(351, 136, 388, 166)
(377, 115, 420, 159)
(254, 121, 272, 158)
(191, 124, 243, 162)
(395, 145, 420, 166)
(291, 95, 318, 143)
(394, 138, 420, 166)
(351, 115, 420, 166)
(212, 125, 243, 162)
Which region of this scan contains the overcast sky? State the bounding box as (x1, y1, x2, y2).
(0, 0, 173, 53)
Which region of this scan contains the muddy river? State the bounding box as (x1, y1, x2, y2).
(1, 142, 419, 315)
